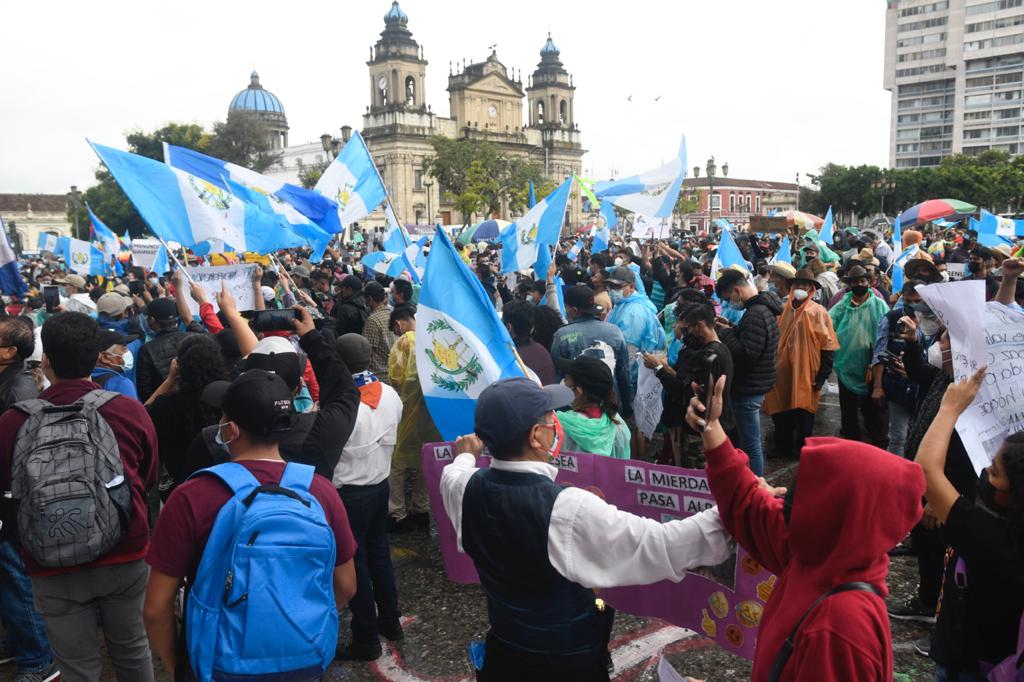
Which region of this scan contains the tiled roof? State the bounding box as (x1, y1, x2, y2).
(682, 178, 799, 191)
(0, 194, 68, 212)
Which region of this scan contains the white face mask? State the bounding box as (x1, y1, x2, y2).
(916, 312, 941, 338)
(792, 288, 809, 301)
(928, 342, 944, 368)
(121, 350, 134, 372)
(613, 258, 623, 266)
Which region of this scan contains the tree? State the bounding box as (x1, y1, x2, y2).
(673, 190, 700, 219)
(298, 159, 330, 190)
(206, 111, 282, 173)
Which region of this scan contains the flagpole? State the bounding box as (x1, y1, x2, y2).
(154, 236, 196, 285)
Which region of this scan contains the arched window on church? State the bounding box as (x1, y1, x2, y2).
(729, 194, 736, 213)
(559, 100, 567, 125)
(405, 76, 416, 106)
(536, 100, 545, 125)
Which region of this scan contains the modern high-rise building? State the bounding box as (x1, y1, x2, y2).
(884, 0, 1024, 168)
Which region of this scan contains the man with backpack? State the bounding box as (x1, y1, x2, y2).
(144, 369, 357, 681)
(0, 312, 159, 682)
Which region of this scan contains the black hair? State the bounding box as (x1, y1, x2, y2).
(0, 316, 34, 360)
(216, 328, 242, 367)
(678, 262, 695, 283)
(389, 303, 416, 334)
(675, 288, 709, 319)
(531, 306, 564, 351)
(999, 432, 1024, 547)
(363, 282, 387, 303)
(902, 279, 924, 297)
(682, 302, 715, 328)
(714, 269, 747, 299)
(176, 334, 227, 439)
(391, 278, 413, 303)
(502, 300, 534, 341)
(590, 252, 610, 269)
(41, 312, 99, 379)
(88, 288, 104, 303)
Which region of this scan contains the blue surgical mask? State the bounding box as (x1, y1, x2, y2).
(609, 289, 624, 304)
(214, 422, 236, 455)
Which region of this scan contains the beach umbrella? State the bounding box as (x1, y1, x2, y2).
(897, 199, 976, 228)
(779, 210, 824, 230)
(456, 219, 511, 245)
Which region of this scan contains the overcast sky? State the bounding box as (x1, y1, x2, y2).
(0, 0, 891, 195)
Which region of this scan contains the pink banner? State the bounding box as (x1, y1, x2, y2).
(421, 443, 774, 660)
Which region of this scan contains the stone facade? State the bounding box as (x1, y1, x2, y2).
(0, 194, 72, 254)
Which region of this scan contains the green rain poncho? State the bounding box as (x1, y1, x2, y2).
(829, 292, 889, 395)
(799, 229, 840, 268)
(559, 411, 632, 459)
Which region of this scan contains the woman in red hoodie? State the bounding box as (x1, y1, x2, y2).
(686, 376, 925, 682)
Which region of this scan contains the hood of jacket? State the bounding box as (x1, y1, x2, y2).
(745, 291, 784, 316)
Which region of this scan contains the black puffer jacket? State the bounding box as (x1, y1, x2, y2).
(136, 330, 191, 403)
(332, 293, 369, 336)
(718, 291, 783, 396)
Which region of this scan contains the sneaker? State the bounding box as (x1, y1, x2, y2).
(336, 639, 383, 661)
(914, 636, 931, 657)
(14, 661, 60, 682)
(0, 640, 15, 665)
(378, 618, 404, 642)
(888, 596, 937, 625)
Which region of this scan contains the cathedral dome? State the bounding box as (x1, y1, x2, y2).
(540, 33, 560, 57)
(384, 1, 408, 26)
(229, 71, 285, 115)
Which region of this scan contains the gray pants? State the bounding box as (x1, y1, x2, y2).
(31, 559, 154, 682)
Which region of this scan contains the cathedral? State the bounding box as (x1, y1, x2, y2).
(238, 1, 585, 228)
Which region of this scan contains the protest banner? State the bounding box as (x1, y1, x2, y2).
(130, 239, 162, 271)
(183, 263, 257, 316)
(632, 215, 671, 240)
(422, 443, 773, 660)
(945, 262, 967, 281)
(634, 363, 665, 439)
(917, 280, 1024, 472)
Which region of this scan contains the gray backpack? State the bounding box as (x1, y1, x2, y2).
(10, 390, 132, 568)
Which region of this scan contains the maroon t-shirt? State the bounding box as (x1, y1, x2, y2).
(147, 459, 356, 582)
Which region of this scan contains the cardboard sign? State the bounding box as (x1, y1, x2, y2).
(130, 239, 162, 271)
(183, 264, 257, 316)
(749, 216, 790, 234)
(422, 443, 773, 660)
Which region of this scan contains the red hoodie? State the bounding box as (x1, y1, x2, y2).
(704, 436, 925, 682)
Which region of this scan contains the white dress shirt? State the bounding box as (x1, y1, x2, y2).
(332, 381, 403, 487)
(440, 453, 734, 590)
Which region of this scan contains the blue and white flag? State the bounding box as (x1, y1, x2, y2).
(315, 131, 388, 230)
(710, 228, 749, 278)
(37, 232, 59, 254)
(152, 244, 170, 276)
(362, 251, 406, 278)
(163, 143, 340, 233)
(222, 178, 330, 256)
(528, 180, 536, 209)
(86, 204, 122, 275)
(713, 217, 734, 232)
(416, 227, 525, 440)
(0, 214, 27, 297)
(500, 177, 573, 275)
(891, 242, 920, 293)
(819, 207, 834, 245)
(402, 236, 427, 284)
(597, 135, 687, 219)
(892, 216, 902, 260)
(599, 199, 618, 230)
(979, 209, 1017, 238)
(58, 236, 107, 276)
(382, 203, 411, 253)
(769, 236, 791, 266)
(567, 239, 584, 262)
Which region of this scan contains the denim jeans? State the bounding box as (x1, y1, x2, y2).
(0, 541, 53, 673)
(338, 480, 401, 645)
(888, 400, 914, 458)
(728, 393, 765, 476)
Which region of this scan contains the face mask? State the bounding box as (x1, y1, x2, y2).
(978, 468, 1010, 513)
(540, 415, 563, 462)
(851, 285, 869, 297)
(214, 422, 236, 455)
(682, 332, 702, 348)
(928, 342, 944, 368)
(940, 271, 950, 282)
(916, 312, 941, 337)
(614, 258, 623, 267)
(792, 288, 809, 302)
(609, 289, 624, 304)
(119, 350, 134, 372)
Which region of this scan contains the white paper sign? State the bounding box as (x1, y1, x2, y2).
(631, 215, 670, 240)
(945, 262, 967, 281)
(131, 239, 162, 271)
(917, 281, 1024, 472)
(183, 264, 257, 316)
(633, 362, 665, 440)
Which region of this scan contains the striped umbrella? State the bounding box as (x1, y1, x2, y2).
(780, 210, 825, 230)
(897, 199, 976, 228)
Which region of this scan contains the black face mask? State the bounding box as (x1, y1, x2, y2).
(967, 261, 983, 274)
(979, 468, 1009, 513)
(851, 285, 869, 297)
(682, 332, 702, 348)
(702, 265, 712, 276)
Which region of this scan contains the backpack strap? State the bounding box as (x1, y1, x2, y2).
(766, 582, 882, 682)
(78, 389, 121, 411)
(12, 398, 50, 418)
(278, 462, 315, 495)
(195, 462, 263, 502)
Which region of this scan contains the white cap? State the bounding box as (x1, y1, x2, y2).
(260, 285, 276, 302)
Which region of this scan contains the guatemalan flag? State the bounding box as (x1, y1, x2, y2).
(361, 250, 406, 278)
(222, 178, 332, 258)
(0, 213, 27, 297)
(594, 135, 687, 219)
(819, 207, 834, 245)
(163, 143, 340, 233)
(382, 203, 411, 253)
(315, 131, 388, 230)
(770, 235, 792, 266)
(92, 142, 316, 254)
(710, 228, 750, 279)
(891, 242, 920, 293)
(87, 204, 122, 275)
(37, 232, 59, 254)
(416, 227, 525, 440)
(500, 177, 573, 275)
(567, 239, 584, 262)
(58, 236, 107, 276)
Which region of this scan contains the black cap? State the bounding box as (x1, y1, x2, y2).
(566, 356, 614, 399)
(339, 274, 363, 291)
(202, 369, 294, 438)
(564, 285, 604, 317)
(146, 297, 178, 321)
(474, 378, 574, 450)
(96, 329, 138, 351)
(606, 266, 636, 286)
(335, 333, 370, 373)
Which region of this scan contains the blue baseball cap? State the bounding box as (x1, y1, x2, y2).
(474, 377, 573, 450)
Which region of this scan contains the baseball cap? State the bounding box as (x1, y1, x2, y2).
(244, 336, 302, 390)
(339, 275, 363, 291)
(113, 284, 131, 296)
(606, 266, 636, 286)
(55, 274, 86, 289)
(202, 370, 295, 438)
(290, 265, 311, 280)
(563, 285, 604, 317)
(97, 292, 130, 317)
(96, 328, 138, 351)
(474, 378, 574, 451)
(335, 333, 370, 373)
(146, 298, 178, 321)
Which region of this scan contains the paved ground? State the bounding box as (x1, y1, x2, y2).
(1, 387, 937, 681)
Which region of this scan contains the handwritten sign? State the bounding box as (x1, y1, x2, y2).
(183, 264, 257, 316)
(130, 239, 162, 271)
(634, 363, 665, 439)
(945, 262, 967, 281)
(422, 443, 773, 660)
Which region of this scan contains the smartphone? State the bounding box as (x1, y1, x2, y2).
(250, 309, 299, 332)
(128, 280, 145, 296)
(43, 285, 59, 313)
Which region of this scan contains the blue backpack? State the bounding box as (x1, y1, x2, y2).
(186, 462, 338, 681)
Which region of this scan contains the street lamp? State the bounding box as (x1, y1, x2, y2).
(66, 185, 82, 240)
(795, 172, 800, 211)
(424, 179, 434, 226)
(320, 126, 354, 161)
(872, 175, 896, 216)
(706, 157, 727, 230)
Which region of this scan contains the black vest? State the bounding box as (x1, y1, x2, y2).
(462, 467, 596, 655)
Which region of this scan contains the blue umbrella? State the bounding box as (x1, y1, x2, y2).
(456, 219, 510, 245)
